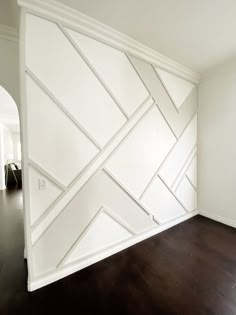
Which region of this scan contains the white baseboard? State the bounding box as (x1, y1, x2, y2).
(28, 210, 198, 291)
(200, 210, 236, 229)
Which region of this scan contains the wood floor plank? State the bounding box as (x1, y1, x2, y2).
(1, 189, 236, 314)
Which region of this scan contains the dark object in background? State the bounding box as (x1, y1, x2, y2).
(5, 163, 22, 188)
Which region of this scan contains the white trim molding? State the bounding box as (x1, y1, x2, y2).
(200, 210, 236, 229)
(17, 0, 200, 84)
(28, 210, 198, 291)
(0, 24, 18, 42)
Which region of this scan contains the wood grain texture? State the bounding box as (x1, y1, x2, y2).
(1, 190, 236, 314)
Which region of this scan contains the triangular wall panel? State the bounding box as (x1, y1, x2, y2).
(155, 68, 194, 110)
(65, 210, 132, 264)
(66, 28, 149, 117)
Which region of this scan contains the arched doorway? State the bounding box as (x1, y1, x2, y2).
(0, 85, 21, 190)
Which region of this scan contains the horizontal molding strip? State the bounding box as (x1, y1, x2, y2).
(0, 24, 18, 42)
(17, 0, 200, 84)
(28, 210, 199, 291)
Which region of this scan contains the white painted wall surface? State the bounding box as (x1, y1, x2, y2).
(0, 122, 15, 189)
(198, 58, 236, 227)
(2, 125, 14, 163)
(12, 132, 21, 161)
(22, 11, 198, 291)
(0, 38, 19, 106)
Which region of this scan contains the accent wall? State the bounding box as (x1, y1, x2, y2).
(20, 8, 198, 290)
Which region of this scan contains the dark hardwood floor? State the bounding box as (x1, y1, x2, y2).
(1, 189, 236, 315)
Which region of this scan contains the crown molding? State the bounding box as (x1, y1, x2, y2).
(0, 24, 18, 42)
(17, 0, 200, 83)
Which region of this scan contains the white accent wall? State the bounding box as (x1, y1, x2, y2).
(22, 12, 198, 290)
(198, 58, 236, 227)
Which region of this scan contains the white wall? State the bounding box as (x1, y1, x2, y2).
(2, 125, 14, 164)
(198, 58, 236, 227)
(0, 37, 19, 106)
(23, 12, 198, 291)
(0, 122, 15, 189)
(12, 132, 21, 161)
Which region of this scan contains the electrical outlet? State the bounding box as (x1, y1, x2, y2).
(38, 178, 46, 190)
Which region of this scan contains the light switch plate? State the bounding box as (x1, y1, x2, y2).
(38, 178, 46, 190)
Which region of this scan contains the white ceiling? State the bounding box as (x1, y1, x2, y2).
(55, 0, 236, 73)
(0, 86, 19, 133)
(1, 0, 236, 72)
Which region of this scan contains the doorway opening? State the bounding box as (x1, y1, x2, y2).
(0, 85, 22, 191)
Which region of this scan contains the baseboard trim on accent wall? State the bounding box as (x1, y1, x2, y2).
(28, 210, 198, 291)
(200, 210, 236, 229)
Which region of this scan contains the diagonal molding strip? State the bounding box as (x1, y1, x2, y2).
(32, 96, 154, 244)
(58, 205, 136, 267)
(172, 147, 197, 192)
(153, 65, 180, 114)
(157, 175, 188, 212)
(59, 24, 130, 120)
(57, 205, 103, 267)
(185, 175, 197, 192)
(17, 0, 200, 83)
(26, 67, 102, 150)
(128, 55, 198, 139)
(103, 167, 160, 224)
(28, 159, 66, 191)
(126, 54, 178, 140)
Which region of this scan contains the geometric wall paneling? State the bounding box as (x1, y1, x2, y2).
(106, 105, 176, 198)
(64, 209, 133, 265)
(158, 115, 197, 189)
(26, 74, 99, 187)
(32, 170, 157, 276)
(141, 176, 186, 223)
(23, 9, 198, 290)
(186, 155, 197, 189)
(25, 14, 127, 148)
(175, 176, 197, 212)
(29, 165, 63, 226)
(65, 28, 150, 118)
(31, 96, 155, 246)
(128, 55, 197, 138)
(171, 146, 197, 192)
(155, 68, 195, 111)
